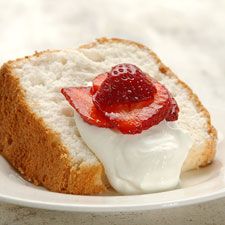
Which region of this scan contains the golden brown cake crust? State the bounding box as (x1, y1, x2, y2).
(0, 38, 217, 195)
(0, 63, 106, 195)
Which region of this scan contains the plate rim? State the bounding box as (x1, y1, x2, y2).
(1, 187, 225, 212)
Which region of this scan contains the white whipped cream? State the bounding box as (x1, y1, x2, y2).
(74, 113, 192, 194)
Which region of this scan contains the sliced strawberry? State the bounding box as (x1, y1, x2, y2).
(98, 81, 172, 134)
(91, 73, 108, 94)
(61, 87, 112, 128)
(166, 97, 179, 121)
(93, 64, 157, 109)
(61, 64, 179, 134)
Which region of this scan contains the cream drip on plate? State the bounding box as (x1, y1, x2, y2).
(74, 112, 192, 194)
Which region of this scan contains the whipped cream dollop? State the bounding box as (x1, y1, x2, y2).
(74, 113, 192, 194)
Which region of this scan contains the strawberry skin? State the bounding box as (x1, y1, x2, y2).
(93, 64, 157, 109)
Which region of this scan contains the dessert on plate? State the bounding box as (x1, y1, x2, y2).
(0, 38, 217, 195)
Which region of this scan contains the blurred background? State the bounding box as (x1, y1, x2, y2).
(1, 0, 225, 110)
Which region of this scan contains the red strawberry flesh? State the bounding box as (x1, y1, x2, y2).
(61, 87, 112, 128)
(166, 97, 179, 121)
(97, 80, 172, 134)
(91, 73, 108, 95)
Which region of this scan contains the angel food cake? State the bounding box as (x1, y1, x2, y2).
(0, 38, 217, 195)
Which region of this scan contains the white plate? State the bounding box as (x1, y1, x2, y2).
(0, 107, 224, 212)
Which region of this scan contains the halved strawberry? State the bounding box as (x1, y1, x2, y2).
(61, 87, 112, 128)
(93, 64, 157, 109)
